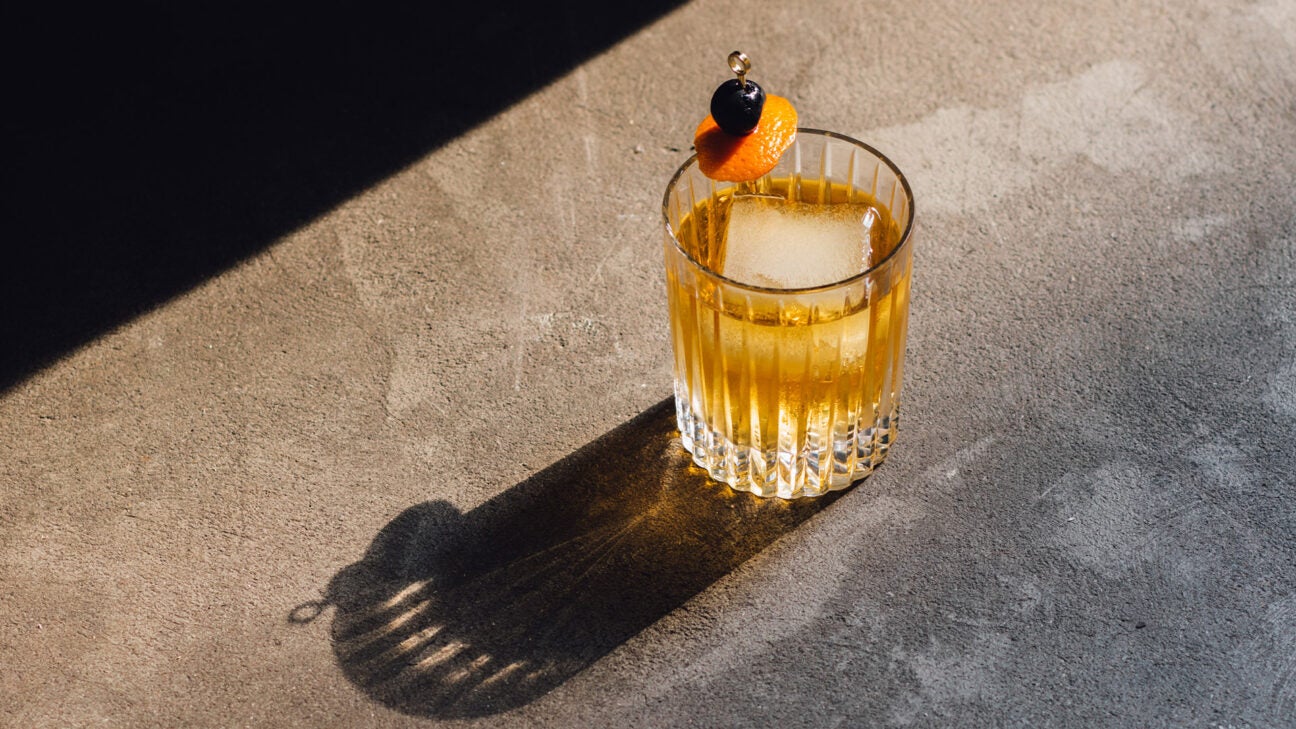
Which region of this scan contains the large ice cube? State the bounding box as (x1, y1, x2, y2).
(721, 195, 882, 289)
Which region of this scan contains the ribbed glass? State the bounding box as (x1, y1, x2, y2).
(662, 130, 916, 499)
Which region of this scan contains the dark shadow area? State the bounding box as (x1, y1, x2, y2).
(291, 399, 842, 717)
(1, 1, 685, 392)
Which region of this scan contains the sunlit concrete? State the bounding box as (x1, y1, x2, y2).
(3, 0, 1294, 726)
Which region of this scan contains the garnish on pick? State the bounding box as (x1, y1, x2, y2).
(694, 51, 798, 183)
(709, 52, 765, 135)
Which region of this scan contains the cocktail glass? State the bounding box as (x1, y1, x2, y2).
(662, 129, 916, 498)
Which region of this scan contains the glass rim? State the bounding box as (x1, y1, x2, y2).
(661, 128, 916, 294)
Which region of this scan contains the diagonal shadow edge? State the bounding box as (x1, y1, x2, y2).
(291, 398, 844, 718)
(2, 1, 687, 393)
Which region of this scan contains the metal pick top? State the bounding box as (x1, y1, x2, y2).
(728, 51, 751, 88)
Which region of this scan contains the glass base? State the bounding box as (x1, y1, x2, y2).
(674, 388, 899, 499)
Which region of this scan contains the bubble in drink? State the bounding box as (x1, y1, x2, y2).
(721, 195, 886, 289)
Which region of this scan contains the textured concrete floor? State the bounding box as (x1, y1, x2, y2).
(3, 1, 1295, 727)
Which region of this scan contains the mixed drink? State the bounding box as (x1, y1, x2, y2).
(663, 132, 915, 498)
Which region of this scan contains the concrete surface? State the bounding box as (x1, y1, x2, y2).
(3, 0, 1295, 726)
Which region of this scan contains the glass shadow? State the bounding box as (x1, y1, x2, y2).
(300, 398, 841, 718)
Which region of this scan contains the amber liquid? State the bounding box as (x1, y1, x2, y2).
(666, 177, 912, 498)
